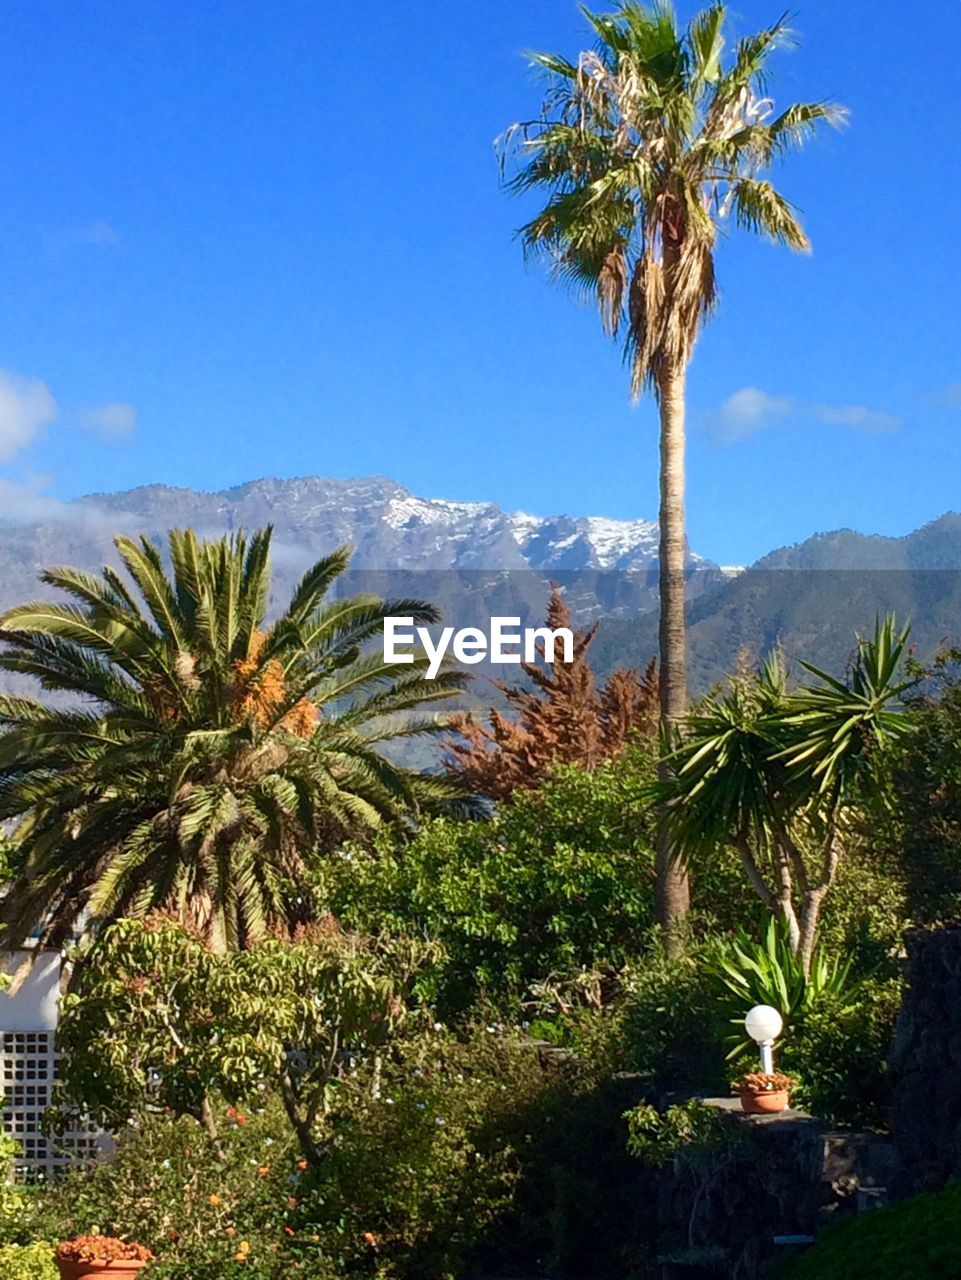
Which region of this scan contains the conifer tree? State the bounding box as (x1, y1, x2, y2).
(445, 588, 656, 801)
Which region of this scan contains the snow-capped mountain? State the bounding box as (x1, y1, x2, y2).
(6, 474, 709, 573)
(0, 475, 720, 637)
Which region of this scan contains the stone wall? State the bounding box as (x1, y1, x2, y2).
(890, 924, 961, 1191)
(655, 1101, 898, 1278)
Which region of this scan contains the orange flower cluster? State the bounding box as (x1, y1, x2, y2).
(230, 632, 316, 738)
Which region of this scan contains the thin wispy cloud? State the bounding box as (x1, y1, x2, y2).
(706, 385, 903, 445)
(0, 473, 69, 523)
(43, 219, 121, 255)
(929, 383, 961, 409)
(0, 369, 58, 461)
(78, 401, 137, 440)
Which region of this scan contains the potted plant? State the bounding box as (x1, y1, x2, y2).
(55, 1236, 154, 1279)
(731, 1070, 795, 1114)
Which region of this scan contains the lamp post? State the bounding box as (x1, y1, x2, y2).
(745, 1004, 783, 1075)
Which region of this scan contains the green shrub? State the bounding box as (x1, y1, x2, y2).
(23, 1021, 652, 1280)
(778, 1181, 961, 1279)
(879, 650, 961, 924)
(618, 943, 727, 1095)
(321, 756, 660, 1015)
(283, 1021, 654, 1278)
(706, 916, 861, 1056)
(618, 937, 901, 1127)
(0, 1243, 57, 1280)
(26, 1101, 311, 1277)
(774, 975, 904, 1128)
(289, 1025, 539, 1277)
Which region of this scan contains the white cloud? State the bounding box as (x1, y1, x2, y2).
(713, 387, 793, 443)
(0, 474, 70, 523)
(812, 403, 901, 432)
(45, 220, 120, 254)
(0, 370, 58, 461)
(78, 401, 137, 440)
(707, 386, 903, 445)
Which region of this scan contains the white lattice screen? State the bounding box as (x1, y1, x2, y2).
(1, 1029, 107, 1178)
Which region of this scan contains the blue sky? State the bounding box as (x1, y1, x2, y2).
(0, 0, 958, 566)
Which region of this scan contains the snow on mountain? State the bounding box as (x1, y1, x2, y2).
(0, 476, 719, 642)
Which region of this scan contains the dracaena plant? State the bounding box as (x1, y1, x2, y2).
(658, 618, 915, 973)
(0, 527, 466, 952)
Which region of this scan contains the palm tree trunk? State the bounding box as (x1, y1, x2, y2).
(655, 360, 691, 951)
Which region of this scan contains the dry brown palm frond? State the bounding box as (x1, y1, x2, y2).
(598, 245, 628, 336)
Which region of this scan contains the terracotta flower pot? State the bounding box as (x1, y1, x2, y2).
(56, 1261, 151, 1279)
(739, 1088, 789, 1114)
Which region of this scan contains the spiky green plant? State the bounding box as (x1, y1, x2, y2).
(659, 618, 915, 972)
(0, 527, 466, 952)
(501, 2, 845, 942)
(706, 915, 860, 1057)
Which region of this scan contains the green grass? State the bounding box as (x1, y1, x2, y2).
(779, 1181, 961, 1279)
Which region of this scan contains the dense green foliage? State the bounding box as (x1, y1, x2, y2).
(0, 1243, 57, 1280)
(55, 916, 417, 1167)
(321, 754, 659, 1015)
(779, 1181, 961, 1280)
(19, 1102, 310, 1277)
(15, 1027, 652, 1280)
(885, 648, 961, 922)
(706, 916, 861, 1054)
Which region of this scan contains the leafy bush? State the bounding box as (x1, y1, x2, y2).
(617, 934, 901, 1127)
(0, 1243, 57, 1280)
(24, 1021, 652, 1279)
(25, 1101, 309, 1276)
(618, 943, 727, 1095)
(288, 1025, 540, 1277)
(778, 1180, 961, 1279)
(625, 1099, 737, 1166)
(881, 648, 961, 924)
(55, 916, 418, 1168)
(774, 975, 903, 1128)
(282, 1020, 655, 1278)
(321, 756, 660, 1016)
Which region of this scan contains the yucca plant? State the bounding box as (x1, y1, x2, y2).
(0, 527, 466, 952)
(659, 619, 915, 973)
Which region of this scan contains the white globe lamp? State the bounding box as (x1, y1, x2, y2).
(745, 1004, 783, 1074)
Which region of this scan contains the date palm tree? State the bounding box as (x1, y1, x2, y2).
(0, 527, 465, 952)
(502, 3, 844, 943)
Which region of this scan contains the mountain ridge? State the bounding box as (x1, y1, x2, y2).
(5, 477, 961, 696)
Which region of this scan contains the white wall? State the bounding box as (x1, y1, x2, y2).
(0, 951, 61, 1031)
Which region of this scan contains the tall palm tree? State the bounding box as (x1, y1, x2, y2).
(0, 527, 465, 952)
(502, 3, 844, 943)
